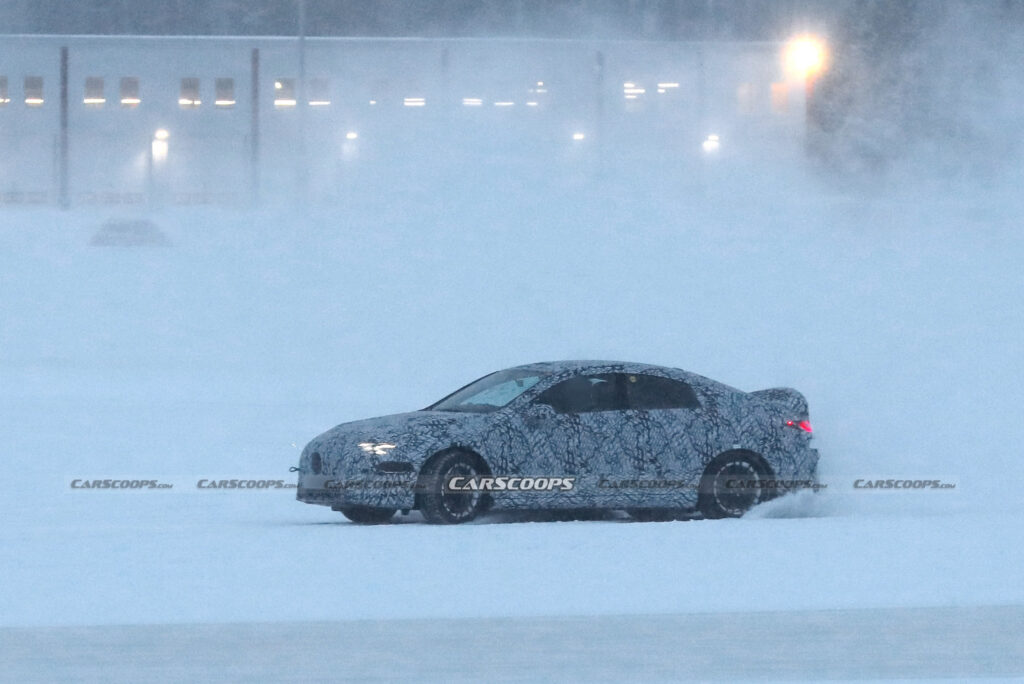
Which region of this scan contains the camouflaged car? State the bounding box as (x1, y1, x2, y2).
(295, 361, 819, 524)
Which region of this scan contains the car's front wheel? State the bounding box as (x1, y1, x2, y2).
(697, 452, 766, 519)
(338, 506, 396, 524)
(418, 450, 488, 524)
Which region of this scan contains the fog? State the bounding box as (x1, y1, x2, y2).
(810, 1, 1024, 183)
(2, 2, 1023, 679)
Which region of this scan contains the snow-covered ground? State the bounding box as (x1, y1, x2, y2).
(4, 606, 1023, 682)
(2, 152, 1023, 680)
(3, 488, 1023, 626)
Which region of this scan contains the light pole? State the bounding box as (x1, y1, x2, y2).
(297, 0, 308, 205)
(148, 128, 169, 205)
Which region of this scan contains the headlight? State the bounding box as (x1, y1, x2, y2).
(358, 442, 397, 456)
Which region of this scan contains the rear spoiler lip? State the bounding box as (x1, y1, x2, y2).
(748, 387, 809, 418)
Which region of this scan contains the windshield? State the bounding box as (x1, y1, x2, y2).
(429, 368, 548, 413)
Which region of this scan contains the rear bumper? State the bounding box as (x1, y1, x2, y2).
(763, 444, 821, 496)
(808, 448, 822, 490)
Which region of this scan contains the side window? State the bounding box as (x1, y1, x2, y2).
(626, 374, 700, 410)
(0, 76, 8, 106)
(535, 374, 627, 414)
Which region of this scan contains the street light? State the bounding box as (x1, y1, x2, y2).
(148, 129, 170, 205)
(784, 35, 827, 81)
(151, 129, 169, 163)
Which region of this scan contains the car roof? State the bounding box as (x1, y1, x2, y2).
(511, 360, 650, 372)
(507, 360, 743, 394)
(511, 359, 684, 378)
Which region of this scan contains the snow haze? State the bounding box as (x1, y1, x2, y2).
(1, 3, 1023, 680)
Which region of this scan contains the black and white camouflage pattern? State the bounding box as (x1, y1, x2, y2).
(295, 361, 819, 512)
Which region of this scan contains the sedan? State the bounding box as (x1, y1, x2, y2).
(295, 361, 819, 523)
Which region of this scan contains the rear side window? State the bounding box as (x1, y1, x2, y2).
(626, 374, 700, 410)
(536, 374, 627, 414)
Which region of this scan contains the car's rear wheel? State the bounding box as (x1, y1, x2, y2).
(698, 453, 766, 519)
(418, 450, 488, 524)
(338, 506, 396, 524)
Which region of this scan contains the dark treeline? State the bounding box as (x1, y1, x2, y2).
(3, 0, 841, 40)
(3, 1, 1021, 43)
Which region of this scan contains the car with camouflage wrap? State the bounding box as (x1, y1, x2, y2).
(295, 361, 819, 524)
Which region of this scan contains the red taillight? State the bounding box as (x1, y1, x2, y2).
(786, 419, 813, 433)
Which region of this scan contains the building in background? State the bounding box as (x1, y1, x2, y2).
(0, 1, 861, 207)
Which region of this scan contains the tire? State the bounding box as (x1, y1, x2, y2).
(697, 453, 766, 519)
(418, 450, 488, 524)
(338, 506, 396, 524)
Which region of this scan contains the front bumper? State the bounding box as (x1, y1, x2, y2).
(295, 438, 420, 509)
(296, 472, 418, 509)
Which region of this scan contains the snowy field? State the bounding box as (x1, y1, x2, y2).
(2, 148, 1024, 681)
(4, 606, 1023, 682)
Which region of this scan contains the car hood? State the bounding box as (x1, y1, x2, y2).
(307, 409, 495, 464)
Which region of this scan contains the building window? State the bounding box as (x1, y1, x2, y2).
(84, 77, 105, 106)
(274, 78, 296, 107)
(770, 82, 789, 113)
(179, 77, 200, 108)
(120, 77, 140, 107)
(308, 78, 330, 106)
(24, 76, 44, 107)
(215, 78, 235, 107)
